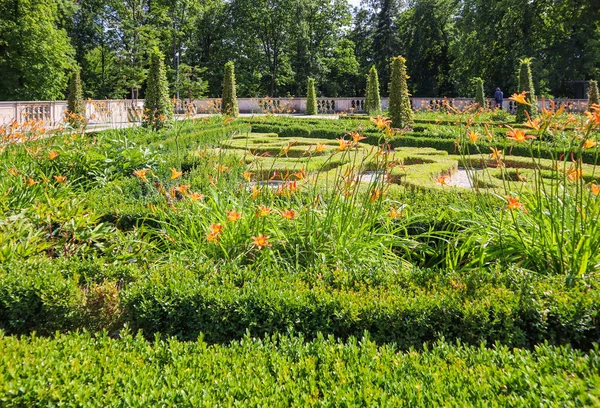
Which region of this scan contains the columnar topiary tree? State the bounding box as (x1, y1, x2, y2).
(306, 78, 318, 115)
(388, 56, 413, 129)
(365, 66, 381, 115)
(473, 77, 485, 110)
(516, 58, 538, 122)
(144, 48, 173, 130)
(67, 67, 85, 128)
(588, 80, 599, 108)
(221, 61, 239, 117)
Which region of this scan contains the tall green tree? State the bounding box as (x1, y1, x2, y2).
(67, 68, 85, 127)
(588, 80, 599, 109)
(388, 56, 413, 129)
(516, 58, 537, 122)
(143, 48, 173, 130)
(305, 78, 317, 115)
(365, 66, 381, 114)
(473, 77, 485, 109)
(222, 61, 239, 117)
(372, 0, 401, 94)
(0, 0, 75, 100)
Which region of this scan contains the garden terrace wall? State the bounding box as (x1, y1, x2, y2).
(0, 98, 589, 126)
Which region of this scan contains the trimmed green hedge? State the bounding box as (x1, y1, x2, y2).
(1, 332, 599, 406)
(2, 259, 599, 349)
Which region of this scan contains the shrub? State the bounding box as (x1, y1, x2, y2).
(143, 48, 173, 130)
(66, 68, 85, 128)
(365, 66, 381, 114)
(515, 58, 538, 122)
(221, 61, 239, 117)
(306, 78, 318, 115)
(388, 56, 413, 129)
(589, 80, 599, 108)
(473, 77, 485, 109)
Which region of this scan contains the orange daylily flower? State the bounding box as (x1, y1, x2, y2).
(369, 188, 383, 202)
(251, 186, 261, 199)
(209, 223, 224, 235)
(53, 175, 67, 183)
(566, 166, 582, 182)
(189, 192, 204, 202)
(170, 168, 183, 180)
(435, 175, 449, 186)
(370, 115, 391, 130)
(523, 112, 541, 131)
(509, 92, 530, 105)
(226, 210, 242, 222)
(468, 131, 479, 144)
(314, 143, 326, 153)
(506, 126, 536, 143)
(26, 177, 38, 187)
(293, 168, 307, 180)
(255, 205, 271, 217)
(206, 232, 220, 243)
(281, 142, 297, 156)
(215, 164, 229, 173)
(243, 171, 254, 181)
(7, 167, 19, 176)
(505, 196, 525, 211)
(279, 208, 298, 220)
(388, 206, 404, 219)
(489, 147, 503, 160)
(48, 150, 59, 160)
(134, 168, 150, 181)
(351, 132, 366, 144)
(583, 139, 597, 149)
(589, 183, 600, 195)
(337, 138, 351, 152)
(251, 233, 272, 249)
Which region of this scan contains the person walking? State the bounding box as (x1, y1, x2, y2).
(494, 88, 504, 110)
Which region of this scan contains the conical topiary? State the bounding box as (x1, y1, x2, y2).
(221, 61, 239, 117)
(388, 56, 413, 129)
(588, 80, 599, 109)
(144, 48, 173, 130)
(365, 66, 381, 115)
(473, 77, 485, 110)
(67, 67, 85, 128)
(306, 78, 318, 115)
(515, 58, 538, 122)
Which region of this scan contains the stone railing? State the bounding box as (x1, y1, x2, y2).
(0, 97, 590, 125)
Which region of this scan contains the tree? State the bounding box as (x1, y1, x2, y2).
(222, 61, 239, 117)
(321, 38, 360, 97)
(143, 49, 173, 130)
(388, 56, 413, 129)
(306, 78, 317, 115)
(372, 0, 401, 94)
(67, 68, 85, 127)
(473, 77, 485, 109)
(589, 80, 599, 109)
(365, 66, 381, 114)
(0, 0, 75, 100)
(516, 58, 537, 122)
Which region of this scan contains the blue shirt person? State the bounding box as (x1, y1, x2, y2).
(494, 88, 504, 109)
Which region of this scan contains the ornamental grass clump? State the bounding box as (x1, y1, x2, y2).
(143, 48, 173, 130)
(388, 56, 413, 129)
(365, 66, 381, 115)
(515, 58, 538, 122)
(306, 78, 318, 115)
(221, 61, 239, 117)
(66, 67, 85, 128)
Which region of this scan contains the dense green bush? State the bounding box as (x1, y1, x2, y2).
(143, 48, 173, 130)
(222, 61, 239, 117)
(365, 66, 381, 114)
(306, 78, 318, 115)
(388, 56, 413, 129)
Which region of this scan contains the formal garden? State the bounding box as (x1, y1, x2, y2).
(2, 0, 600, 405)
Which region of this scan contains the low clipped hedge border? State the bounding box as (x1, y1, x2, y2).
(1, 260, 599, 349)
(1, 332, 599, 406)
